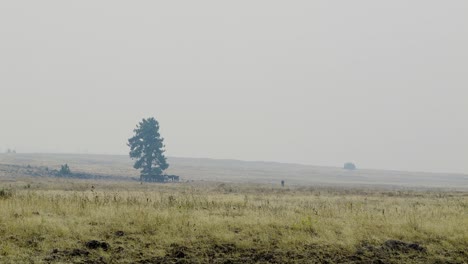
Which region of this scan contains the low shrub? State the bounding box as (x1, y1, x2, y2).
(0, 188, 13, 199)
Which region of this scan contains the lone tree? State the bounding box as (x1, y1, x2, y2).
(128, 117, 169, 182)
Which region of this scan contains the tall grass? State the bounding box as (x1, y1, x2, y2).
(0, 182, 466, 263)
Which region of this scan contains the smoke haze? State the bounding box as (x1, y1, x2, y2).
(1, 1, 467, 173)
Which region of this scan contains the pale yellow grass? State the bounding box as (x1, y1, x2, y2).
(0, 181, 467, 263)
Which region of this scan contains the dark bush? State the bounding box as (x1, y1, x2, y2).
(59, 164, 71, 176)
(0, 188, 13, 199)
(343, 162, 357, 170)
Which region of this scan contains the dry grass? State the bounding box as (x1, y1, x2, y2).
(2, 153, 467, 188)
(0, 179, 467, 263)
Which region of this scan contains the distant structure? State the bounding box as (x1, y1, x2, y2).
(140, 174, 180, 183)
(166, 175, 180, 182)
(343, 162, 357, 170)
(6, 149, 16, 154)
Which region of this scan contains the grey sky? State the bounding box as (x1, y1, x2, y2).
(1, 1, 467, 174)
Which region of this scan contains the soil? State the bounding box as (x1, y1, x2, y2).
(85, 240, 110, 251)
(43, 239, 466, 264)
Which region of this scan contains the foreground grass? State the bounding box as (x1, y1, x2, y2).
(0, 181, 467, 263)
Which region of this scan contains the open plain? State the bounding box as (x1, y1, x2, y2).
(0, 154, 467, 263)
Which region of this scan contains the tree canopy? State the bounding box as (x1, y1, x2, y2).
(343, 162, 357, 170)
(128, 117, 169, 182)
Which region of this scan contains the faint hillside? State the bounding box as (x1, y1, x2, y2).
(0, 153, 466, 189)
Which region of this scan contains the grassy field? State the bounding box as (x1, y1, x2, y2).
(0, 180, 467, 263)
(1, 153, 467, 188)
(0, 154, 467, 263)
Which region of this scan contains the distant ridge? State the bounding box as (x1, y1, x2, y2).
(0, 153, 466, 189)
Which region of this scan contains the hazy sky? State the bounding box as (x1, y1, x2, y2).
(1, 1, 467, 174)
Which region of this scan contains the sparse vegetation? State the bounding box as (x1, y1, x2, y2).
(0, 180, 466, 263)
(0, 154, 467, 263)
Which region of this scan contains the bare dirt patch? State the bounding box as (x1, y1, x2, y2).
(85, 240, 110, 251)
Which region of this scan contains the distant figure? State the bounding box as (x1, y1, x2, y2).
(343, 162, 357, 170)
(281, 180, 285, 187)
